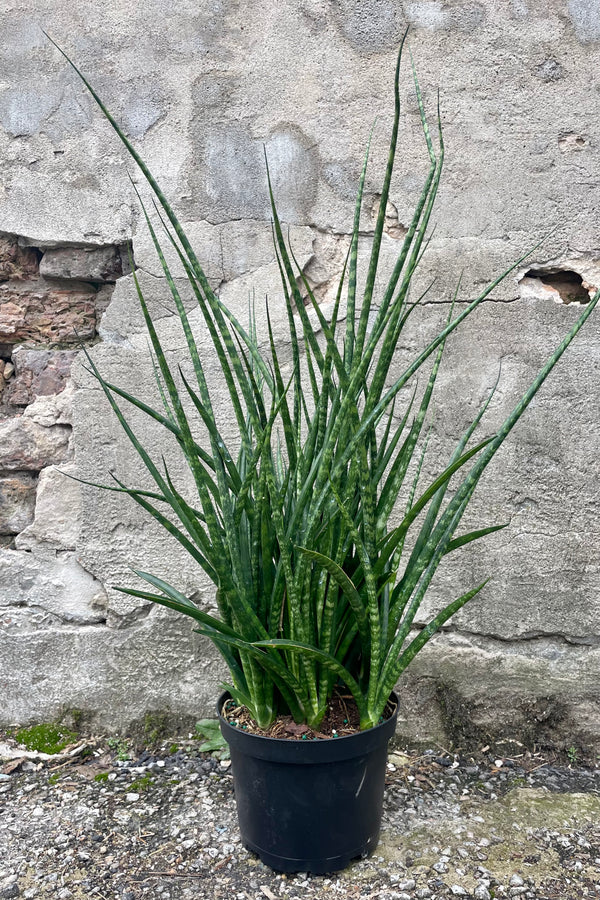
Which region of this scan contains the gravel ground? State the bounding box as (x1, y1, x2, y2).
(1, 734, 600, 900)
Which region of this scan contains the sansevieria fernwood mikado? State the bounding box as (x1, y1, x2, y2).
(48, 34, 599, 730)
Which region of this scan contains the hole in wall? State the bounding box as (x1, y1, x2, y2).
(0, 345, 15, 399)
(558, 132, 587, 152)
(370, 195, 408, 240)
(519, 268, 595, 305)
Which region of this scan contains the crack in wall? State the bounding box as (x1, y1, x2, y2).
(1, 602, 108, 628)
(438, 625, 600, 648)
(133, 265, 162, 280)
(107, 603, 154, 629)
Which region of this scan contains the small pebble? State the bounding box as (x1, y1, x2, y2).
(0, 886, 20, 900)
(474, 887, 491, 900)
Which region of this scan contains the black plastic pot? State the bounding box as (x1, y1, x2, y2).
(217, 692, 398, 874)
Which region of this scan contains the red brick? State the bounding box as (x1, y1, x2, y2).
(0, 279, 96, 344)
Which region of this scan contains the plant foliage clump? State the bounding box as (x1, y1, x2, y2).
(50, 36, 599, 731)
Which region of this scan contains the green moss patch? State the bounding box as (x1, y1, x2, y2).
(15, 724, 78, 754)
(129, 774, 154, 792)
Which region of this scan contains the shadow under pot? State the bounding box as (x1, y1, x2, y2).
(217, 692, 399, 875)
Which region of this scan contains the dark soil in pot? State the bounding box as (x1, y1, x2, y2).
(217, 692, 399, 875)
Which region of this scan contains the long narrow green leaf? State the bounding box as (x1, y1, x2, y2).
(444, 522, 509, 555)
(376, 580, 489, 709)
(296, 546, 370, 646)
(353, 30, 408, 364)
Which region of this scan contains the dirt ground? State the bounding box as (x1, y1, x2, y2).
(1, 731, 599, 900)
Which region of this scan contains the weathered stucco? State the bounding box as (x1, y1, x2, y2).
(1, 0, 599, 752)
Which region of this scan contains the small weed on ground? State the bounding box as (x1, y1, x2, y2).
(128, 774, 154, 792)
(195, 719, 230, 760)
(567, 745, 579, 765)
(106, 738, 131, 761)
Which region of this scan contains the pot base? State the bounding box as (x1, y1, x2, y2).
(242, 835, 378, 875)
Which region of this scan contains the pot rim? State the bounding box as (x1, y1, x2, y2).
(217, 691, 398, 764)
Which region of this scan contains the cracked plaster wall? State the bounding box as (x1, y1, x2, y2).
(0, 0, 599, 751)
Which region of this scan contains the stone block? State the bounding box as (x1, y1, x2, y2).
(22, 382, 74, 428)
(133, 219, 315, 287)
(132, 221, 225, 285)
(220, 221, 314, 283)
(0, 234, 39, 281)
(96, 271, 198, 341)
(0, 474, 36, 535)
(0, 417, 71, 472)
(394, 632, 600, 755)
(4, 347, 78, 407)
(0, 548, 106, 623)
(16, 464, 80, 551)
(0, 279, 96, 344)
(39, 246, 123, 283)
(0, 607, 224, 730)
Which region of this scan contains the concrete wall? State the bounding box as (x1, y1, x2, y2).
(1, 0, 599, 752)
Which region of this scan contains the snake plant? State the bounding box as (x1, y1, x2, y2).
(51, 35, 599, 731)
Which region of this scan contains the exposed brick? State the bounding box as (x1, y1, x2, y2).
(4, 347, 78, 407)
(0, 234, 39, 281)
(40, 246, 123, 283)
(0, 278, 96, 344)
(0, 473, 36, 534)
